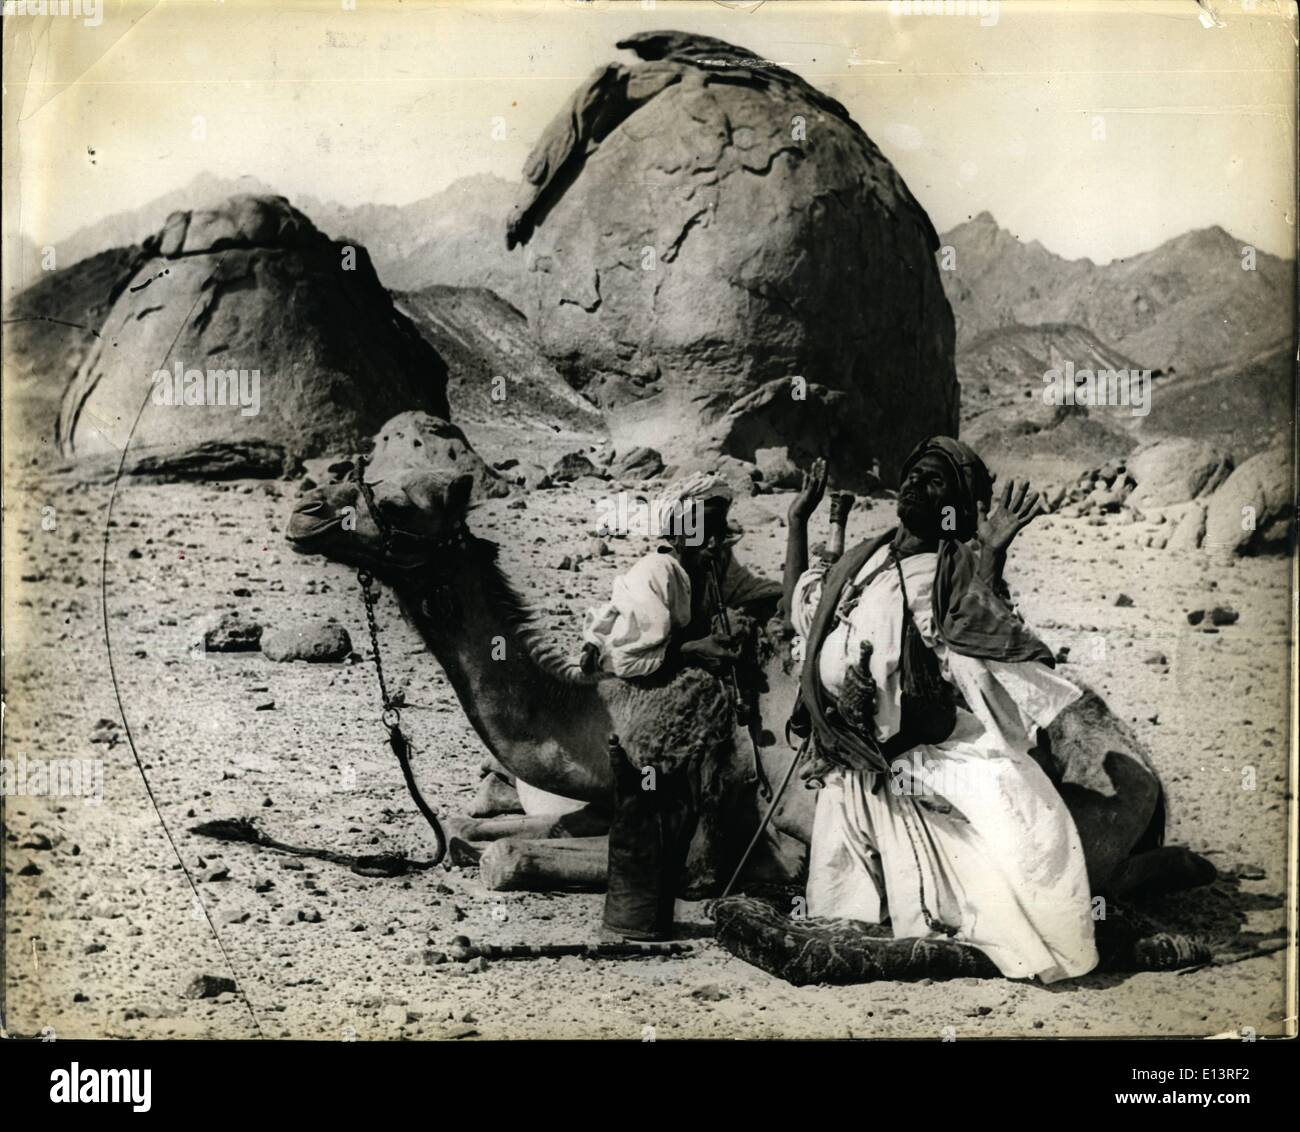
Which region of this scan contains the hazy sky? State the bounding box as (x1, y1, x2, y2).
(3, 0, 1296, 264)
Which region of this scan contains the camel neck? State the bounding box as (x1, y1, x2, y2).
(391, 540, 611, 801)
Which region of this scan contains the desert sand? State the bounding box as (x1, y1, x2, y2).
(3, 429, 1291, 1041)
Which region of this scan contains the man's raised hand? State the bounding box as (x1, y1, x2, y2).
(789, 457, 829, 523)
(977, 476, 1044, 554)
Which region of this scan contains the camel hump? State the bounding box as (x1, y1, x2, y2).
(1041, 680, 1160, 797)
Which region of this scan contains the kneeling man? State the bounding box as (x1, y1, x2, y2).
(788, 437, 1098, 983)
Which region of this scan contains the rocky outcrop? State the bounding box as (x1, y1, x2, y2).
(1056, 443, 1292, 557)
(1203, 448, 1294, 555)
(1126, 439, 1233, 511)
(56, 194, 449, 465)
(1, 246, 140, 455)
(393, 285, 603, 434)
(508, 31, 956, 487)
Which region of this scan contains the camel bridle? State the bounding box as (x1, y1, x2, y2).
(352, 453, 457, 866)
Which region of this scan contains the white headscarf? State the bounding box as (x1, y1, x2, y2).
(654, 472, 736, 539)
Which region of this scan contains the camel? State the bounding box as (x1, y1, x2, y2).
(285, 464, 1216, 924)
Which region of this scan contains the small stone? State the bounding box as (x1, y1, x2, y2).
(1113, 593, 1134, 607)
(297, 907, 323, 923)
(1209, 605, 1238, 626)
(549, 452, 600, 482)
(261, 619, 351, 663)
(202, 611, 263, 653)
(1186, 609, 1206, 626)
(689, 983, 729, 1002)
(611, 446, 664, 481)
(446, 935, 476, 961)
(182, 973, 237, 1000)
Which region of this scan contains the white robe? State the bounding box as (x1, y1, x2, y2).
(791, 545, 1099, 984)
(582, 551, 693, 678)
(582, 548, 775, 678)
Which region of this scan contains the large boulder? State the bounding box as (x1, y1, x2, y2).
(507, 32, 956, 487)
(56, 194, 448, 465)
(1203, 447, 1294, 555)
(1126, 439, 1233, 511)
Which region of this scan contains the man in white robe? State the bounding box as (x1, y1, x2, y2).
(581, 473, 779, 678)
(787, 438, 1099, 984)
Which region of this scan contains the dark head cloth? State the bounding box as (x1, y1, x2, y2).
(794, 436, 1052, 774)
(899, 435, 1051, 663)
(900, 435, 994, 539)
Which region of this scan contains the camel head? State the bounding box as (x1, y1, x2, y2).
(286, 464, 474, 578)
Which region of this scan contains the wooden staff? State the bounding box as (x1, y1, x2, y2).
(446, 935, 694, 962)
(827, 490, 856, 562)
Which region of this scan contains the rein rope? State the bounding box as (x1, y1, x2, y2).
(353, 456, 448, 867)
(98, 253, 266, 1038)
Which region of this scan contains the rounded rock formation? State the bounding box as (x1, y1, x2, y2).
(56, 194, 449, 466)
(1203, 447, 1293, 555)
(1127, 438, 1233, 511)
(507, 32, 957, 485)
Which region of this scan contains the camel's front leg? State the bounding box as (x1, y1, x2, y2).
(478, 836, 610, 892)
(448, 803, 611, 844)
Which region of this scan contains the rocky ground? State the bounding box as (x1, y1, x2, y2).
(2, 436, 1292, 1041)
